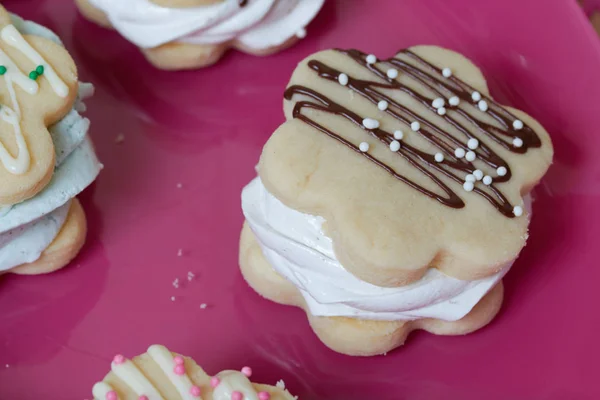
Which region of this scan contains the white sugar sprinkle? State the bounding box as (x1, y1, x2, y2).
(362, 118, 380, 129)
(465, 151, 476, 162)
(200, 303, 207, 309)
(442, 67, 452, 78)
(366, 54, 377, 64)
(483, 175, 493, 185)
(359, 142, 370, 152)
(295, 28, 307, 38)
(513, 206, 524, 217)
(434, 152, 444, 162)
(473, 169, 484, 180)
(437, 107, 447, 116)
(393, 130, 404, 140)
(478, 100, 488, 112)
(173, 278, 179, 289)
(378, 100, 389, 111)
(513, 137, 524, 147)
(497, 166, 508, 176)
(5, 364, 8, 368)
(389, 140, 401, 152)
(467, 138, 479, 150)
(338, 73, 349, 86)
(432, 98, 445, 109)
(115, 133, 125, 144)
(387, 68, 398, 79)
(449, 96, 460, 106)
(463, 181, 474, 192)
(410, 121, 421, 131)
(177, 248, 183, 257)
(170, 296, 176, 302)
(513, 119, 524, 130)
(472, 91, 482, 102)
(465, 174, 476, 183)
(454, 148, 466, 158)
(176, 183, 183, 189)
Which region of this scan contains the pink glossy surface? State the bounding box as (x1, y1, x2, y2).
(0, 0, 599, 399)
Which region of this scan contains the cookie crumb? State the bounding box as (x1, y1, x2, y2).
(276, 380, 286, 390)
(170, 296, 176, 302)
(115, 133, 125, 144)
(177, 249, 183, 257)
(176, 183, 183, 189)
(200, 303, 207, 309)
(173, 278, 180, 289)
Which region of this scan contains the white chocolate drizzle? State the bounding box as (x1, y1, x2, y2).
(111, 358, 164, 399)
(92, 382, 119, 400)
(147, 345, 198, 400)
(212, 371, 260, 400)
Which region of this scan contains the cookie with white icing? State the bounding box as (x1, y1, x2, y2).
(75, 0, 325, 70)
(240, 46, 553, 355)
(92, 344, 297, 400)
(0, 7, 101, 276)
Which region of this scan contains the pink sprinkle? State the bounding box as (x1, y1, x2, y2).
(174, 364, 186, 375)
(231, 391, 243, 400)
(112, 354, 125, 365)
(210, 376, 220, 388)
(258, 392, 271, 400)
(173, 355, 184, 365)
(190, 385, 201, 397)
(241, 366, 252, 377)
(139, 396, 149, 400)
(106, 391, 118, 400)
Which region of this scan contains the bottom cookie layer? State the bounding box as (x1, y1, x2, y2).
(8, 198, 87, 276)
(142, 36, 300, 70)
(239, 223, 504, 356)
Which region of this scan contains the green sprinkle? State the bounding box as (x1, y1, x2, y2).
(36, 65, 44, 75)
(0, 66, 6, 75)
(29, 71, 38, 80)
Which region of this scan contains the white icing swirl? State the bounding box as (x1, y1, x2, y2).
(242, 178, 528, 321)
(86, 0, 325, 49)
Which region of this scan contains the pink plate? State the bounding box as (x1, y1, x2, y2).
(1, 0, 600, 399)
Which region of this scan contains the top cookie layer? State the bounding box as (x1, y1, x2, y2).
(0, 5, 78, 206)
(259, 46, 553, 287)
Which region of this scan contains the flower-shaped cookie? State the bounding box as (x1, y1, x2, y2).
(0, 5, 78, 206)
(92, 344, 297, 400)
(259, 46, 553, 287)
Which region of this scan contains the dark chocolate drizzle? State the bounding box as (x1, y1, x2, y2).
(239, 0, 248, 7)
(283, 49, 542, 217)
